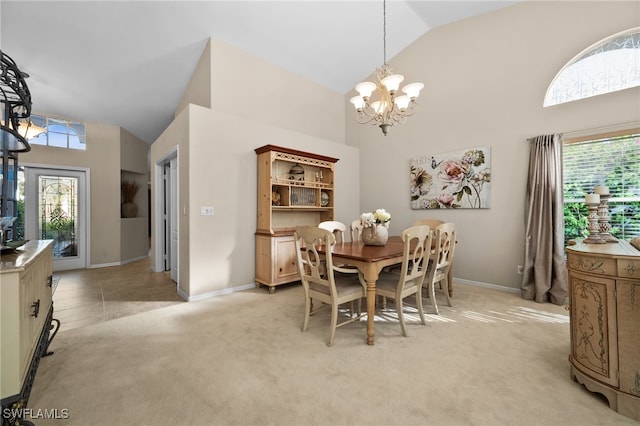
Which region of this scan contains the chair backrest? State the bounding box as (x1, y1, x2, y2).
(398, 225, 433, 287)
(351, 219, 364, 242)
(413, 218, 444, 228)
(431, 222, 456, 278)
(294, 226, 338, 294)
(413, 219, 444, 249)
(318, 220, 346, 244)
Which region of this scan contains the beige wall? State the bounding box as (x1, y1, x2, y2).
(120, 128, 149, 174)
(196, 38, 346, 144)
(345, 0, 640, 291)
(21, 121, 122, 266)
(176, 38, 212, 116)
(120, 127, 150, 261)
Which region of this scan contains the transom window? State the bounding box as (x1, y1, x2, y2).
(28, 114, 86, 150)
(545, 27, 640, 107)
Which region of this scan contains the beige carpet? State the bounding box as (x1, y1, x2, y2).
(28, 282, 638, 426)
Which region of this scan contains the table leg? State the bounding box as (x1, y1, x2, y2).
(364, 275, 377, 345)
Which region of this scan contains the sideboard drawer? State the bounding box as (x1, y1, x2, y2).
(618, 258, 640, 279)
(567, 252, 618, 276)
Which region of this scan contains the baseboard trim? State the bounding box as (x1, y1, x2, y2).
(180, 282, 257, 302)
(89, 261, 121, 269)
(121, 255, 148, 265)
(90, 255, 149, 269)
(454, 277, 521, 294)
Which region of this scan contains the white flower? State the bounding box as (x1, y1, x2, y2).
(360, 209, 391, 228)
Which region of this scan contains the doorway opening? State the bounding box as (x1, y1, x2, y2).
(153, 150, 178, 286)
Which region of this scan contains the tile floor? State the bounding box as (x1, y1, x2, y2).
(52, 258, 185, 331)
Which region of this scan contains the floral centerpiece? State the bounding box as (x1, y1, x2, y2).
(360, 209, 391, 228)
(360, 209, 391, 245)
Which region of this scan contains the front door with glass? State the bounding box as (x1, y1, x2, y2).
(24, 167, 87, 271)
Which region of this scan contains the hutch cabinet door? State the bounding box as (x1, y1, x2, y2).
(273, 235, 299, 283)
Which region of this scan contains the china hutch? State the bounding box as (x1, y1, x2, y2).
(254, 145, 338, 293)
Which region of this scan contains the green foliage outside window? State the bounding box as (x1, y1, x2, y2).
(563, 133, 640, 244)
(15, 199, 25, 240)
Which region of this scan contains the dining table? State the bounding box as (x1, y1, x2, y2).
(317, 236, 407, 345)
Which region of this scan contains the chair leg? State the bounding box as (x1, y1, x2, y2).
(416, 287, 426, 326)
(396, 298, 408, 337)
(428, 281, 439, 315)
(302, 296, 311, 332)
(328, 303, 338, 347)
(441, 277, 453, 307)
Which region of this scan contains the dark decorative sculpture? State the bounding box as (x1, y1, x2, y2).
(1, 50, 33, 240)
(1, 49, 33, 152)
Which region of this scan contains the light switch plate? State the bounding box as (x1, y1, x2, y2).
(201, 206, 214, 216)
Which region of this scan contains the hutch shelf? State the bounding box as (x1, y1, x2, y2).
(254, 145, 338, 293)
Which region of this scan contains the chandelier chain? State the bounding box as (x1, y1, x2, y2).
(383, 0, 387, 65)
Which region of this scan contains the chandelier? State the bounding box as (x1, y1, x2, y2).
(350, 0, 424, 136)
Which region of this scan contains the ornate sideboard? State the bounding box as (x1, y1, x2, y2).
(566, 239, 640, 421)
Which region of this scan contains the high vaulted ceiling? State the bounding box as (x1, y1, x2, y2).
(1, 1, 520, 144)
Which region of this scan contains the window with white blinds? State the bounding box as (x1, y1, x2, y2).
(563, 132, 640, 242)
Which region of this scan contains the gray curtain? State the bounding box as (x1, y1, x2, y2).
(522, 134, 567, 305)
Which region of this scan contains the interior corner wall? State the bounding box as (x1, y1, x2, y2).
(175, 39, 212, 118)
(21, 120, 122, 267)
(120, 128, 150, 262)
(184, 104, 359, 299)
(345, 0, 640, 292)
(208, 38, 347, 144)
(120, 128, 148, 174)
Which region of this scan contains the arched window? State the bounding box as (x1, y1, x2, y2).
(544, 27, 640, 107)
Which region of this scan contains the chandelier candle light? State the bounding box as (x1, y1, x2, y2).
(350, 0, 424, 136)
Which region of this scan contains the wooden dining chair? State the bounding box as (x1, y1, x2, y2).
(414, 218, 454, 297)
(294, 226, 366, 346)
(374, 225, 433, 337)
(351, 219, 364, 242)
(423, 222, 456, 315)
(318, 220, 346, 243)
(318, 220, 359, 275)
(413, 218, 444, 229)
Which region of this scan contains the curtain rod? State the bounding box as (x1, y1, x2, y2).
(562, 121, 640, 142)
(526, 121, 640, 143)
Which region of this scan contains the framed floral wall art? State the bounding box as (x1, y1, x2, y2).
(410, 146, 491, 209)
